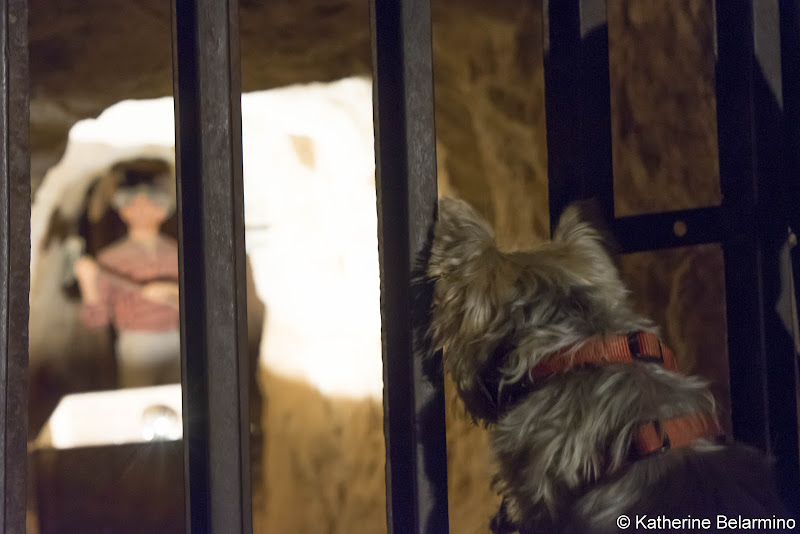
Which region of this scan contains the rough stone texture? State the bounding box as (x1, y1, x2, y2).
(257, 371, 499, 534)
(431, 0, 549, 246)
(609, 0, 720, 216)
(26, 0, 732, 532)
(28, 0, 372, 191)
(27, 0, 721, 228)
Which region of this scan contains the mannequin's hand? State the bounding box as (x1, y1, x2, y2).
(141, 281, 180, 307)
(74, 256, 100, 303)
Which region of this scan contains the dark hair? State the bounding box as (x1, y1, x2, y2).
(109, 158, 175, 213)
(112, 157, 171, 182)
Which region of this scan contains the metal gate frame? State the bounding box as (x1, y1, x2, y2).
(2, 0, 800, 533)
(543, 0, 800, 516)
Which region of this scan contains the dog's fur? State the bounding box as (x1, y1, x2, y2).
(428, 197, 789, 533)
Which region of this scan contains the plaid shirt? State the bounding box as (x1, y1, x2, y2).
(81, 236, 180, 332)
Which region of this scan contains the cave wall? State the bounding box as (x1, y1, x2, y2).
(29, 0, 721, 243)
(28, 0, 727, 532)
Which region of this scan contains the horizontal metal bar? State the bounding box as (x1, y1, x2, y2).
(369, 0, 449, 532)
(171, 0, 252, 532)
(613, 207, 724, 253)
(544, 0, 614, 233)
(715, 0, 800, 512)
(0, 0, 30, 531)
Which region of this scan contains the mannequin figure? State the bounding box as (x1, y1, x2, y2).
(74, 175, 180, 388)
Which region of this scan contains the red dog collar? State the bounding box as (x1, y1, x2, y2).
(531, 331, 678, 378)
(531, 332, 725, 458)
(633, 413, 724, 458)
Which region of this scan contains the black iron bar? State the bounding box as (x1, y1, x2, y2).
(0, 0, 29, 532)
(715, 0, 800, 512)
(543, 0, 614, 233)
(781, 0, 800, 401)
(171, 0, 252, 532)
(369, 0, 449, 532)
(780, 0, 800, 515)
(782, 1, 800, 235)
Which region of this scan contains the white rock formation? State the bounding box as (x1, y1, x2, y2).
(31, 77, 384, 400)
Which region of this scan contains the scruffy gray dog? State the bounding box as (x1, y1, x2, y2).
(428, 198, 789, 533)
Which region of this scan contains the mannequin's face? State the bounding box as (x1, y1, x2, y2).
(118, 193, 169, 231)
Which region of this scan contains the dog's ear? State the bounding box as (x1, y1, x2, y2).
(427, 198, 507, 351)
(429, 197, 497, 272)
(553, 199, 618, 256)
(428, 198, 522, 420)
(551, 201, 623, 283)
(549, 202, 638, 320)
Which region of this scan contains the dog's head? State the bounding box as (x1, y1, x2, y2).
(428, 197, 651, 422)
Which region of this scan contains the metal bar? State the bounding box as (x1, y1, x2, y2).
(0, 0, 29, 531)
(543, 0, 614, 233)
(782, 1, 800, 235)
(171, 0, 252, 532)
(782, 0, 800, 411)
(613, 207, 724, 253)
(369, 0, 449, 532)
(715, 0, 800, 512)
(780, 1, 800, 515)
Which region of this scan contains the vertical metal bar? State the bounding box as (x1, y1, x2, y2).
(543, 0, 614, 231)
(780, 1, 800, 510)
(782, 1, 800, 235)
(782, 0, 800, 385)
(369, 0, 449, 532)
(715, 0, 800, 512)
(171, 0, 252, 532)
(0, 0, 29, 532)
